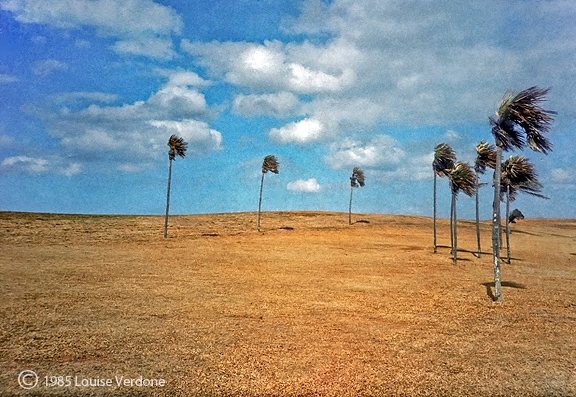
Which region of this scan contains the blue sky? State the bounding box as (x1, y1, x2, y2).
(1, 0, 575, 219)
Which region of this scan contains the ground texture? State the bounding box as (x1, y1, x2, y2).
(1, 211, 575, 396)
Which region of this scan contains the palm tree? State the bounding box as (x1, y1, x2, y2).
(433, 143, 456, 253)
(164, 134, 188, 238)
(501, 155, 547, 263)
(448, 161, 477, 264)
(490, 86, 555, 301)
(474, 141, 497, 257)
(349, 167, 365, 225)
(257, 155, 279, 232)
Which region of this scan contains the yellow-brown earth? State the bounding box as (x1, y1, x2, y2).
(1, 211, 575, 396)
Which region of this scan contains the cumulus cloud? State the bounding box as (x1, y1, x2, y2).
(0, 74, 18, 83)
(182, 39, 354, 95)
(324, 135, 406, 170)
(0, 155, 82, 176)
(22, 69, 221, 170)
(269, 118, 326, 145)
(233, 92, 300, 117)
(31, 59, 68, 76)
(1, 0, 183, 59)
(287, 178, 321, 193)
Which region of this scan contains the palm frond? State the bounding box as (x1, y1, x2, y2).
(491, 87, 555, 153)
(500, 155, 547, 201)
(351, 167, 365, 188)
(449, 161, 476, 197)
(167, 134, 188, 160)
(262, 155, 279, 174)
(474, 140, 497, 174)
(433, 143, 456, 176)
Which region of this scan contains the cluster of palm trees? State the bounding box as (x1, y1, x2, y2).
(433, 86, 555, 302)
(161, 87, 555, 302)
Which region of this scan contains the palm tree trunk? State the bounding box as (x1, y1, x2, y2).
(164, 158, 173, 238)
(349, 186, 354, 225)
(449, 180, 454, 255)
(257, 172, 265, 232)
(452, 191, 457, 265)
(475, 171, 481, 258)
(506, 184, 511, 264)
(433, 173, 437, 253)
(492, 146, 503, 302)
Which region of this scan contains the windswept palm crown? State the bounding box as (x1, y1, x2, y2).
(449, 162, 476, 197)
(433, 143, 456, 176)
(490, 86, 555, 153)
(475, 141, 497, 174)
(350, 167, 365, 188)
(501, 155, 547, 201)
(168, 134, 188, 160)
(262, 155, 279, 174)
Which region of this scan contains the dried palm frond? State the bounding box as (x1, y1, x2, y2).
(474, 140, 497, 174)
(433, 143, 456, 177)
(501, 155, 547, 202)
(491, 87, 555, 153)
(262, 155, 279, 174)
(167, 134, 188, 160)
(351, 167, 365, 188)
(449, 161, 476, 197)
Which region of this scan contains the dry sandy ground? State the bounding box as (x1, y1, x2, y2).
(1, 211, 575, 396)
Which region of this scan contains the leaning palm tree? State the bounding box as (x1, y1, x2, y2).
(501, 155, 547, 264)
(448, 161, 477, 264)
(433, 143, 456, 253)
(164, 134, 188, 238)
(489, 86, 555, 301)
(257, 155, 279, 232)
(474, 141, 497, 257)
(349, 167, 365, 225)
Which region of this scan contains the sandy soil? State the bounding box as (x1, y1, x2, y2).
(1, 211, 575, 396)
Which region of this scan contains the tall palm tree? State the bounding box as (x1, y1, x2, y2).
(164, 134, 188, 238)
(474, 141, 497, 257)
(490, 86, 555, 301)
(433, 143, 456, 253)
(448, 161, 476, 264)
(257, 155, 279, 232)
(501, 155, 547, 263)
(349, 167, 365, 225)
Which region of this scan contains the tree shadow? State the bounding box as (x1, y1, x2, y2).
(482, 281, 527, 301)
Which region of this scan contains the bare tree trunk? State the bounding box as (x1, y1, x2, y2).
(449, 180, 454, 255)
(475, 171, 481, 258)
(492, 146, 503, 302)
(349, 186, 354, 225)
(164, 158, 173, 238)
(433, 173, 437, 253)
(257, 172, 265, 232)
(452, 191, 457, 265)
(506, 184, 511, 264)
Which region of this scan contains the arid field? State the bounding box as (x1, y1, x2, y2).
(1, 211, 575, 396)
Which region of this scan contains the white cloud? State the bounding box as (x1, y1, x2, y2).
(1, 0, 183, 59)
(148, 120, 222, 156)
(22, 69, 222, 169)
(269, 118, 326, 145)
(0, 155, 81, 176)
(31, 59, 68, 76)
(550, 168, 575, 185)
(1, 156, 49, 173)
(182, 39, 354, 95)
(287, 178, 321, 193)
(0, 74, 18, 83)
(233, 92, 300, 117)
(324, 135, 406, 170)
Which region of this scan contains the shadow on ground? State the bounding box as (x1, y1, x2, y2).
(482, 281, 527, 301)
